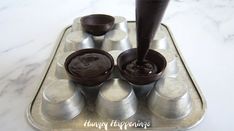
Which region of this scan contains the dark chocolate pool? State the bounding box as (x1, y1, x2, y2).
(68, 53, 111, 77)
(65, 49, 114, 86)
(124, 60, 158, 76)
(117, 48, 167, 85)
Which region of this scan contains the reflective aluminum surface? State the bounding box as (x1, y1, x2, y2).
(41, 80, 85, 120)
(72, 17, 82, 31)
(150, 28, 169, 50)
(55, 52, 73, 79)
(108, 50, 123, 79)
(113, 16, 128, 32)
(130, 82, 155, 97)
(27, 22, 206, 131)
(79, 83, 103, 100)
(102, 30, 131, 51)
(108, 50, 122, 66)
(96, 79, 137, 120)
(157, 49, 179, 78)
(64, 31, 94, 51)
(148, 77, 192, 119)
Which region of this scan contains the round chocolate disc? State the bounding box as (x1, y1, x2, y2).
(68, 53, 112, 77)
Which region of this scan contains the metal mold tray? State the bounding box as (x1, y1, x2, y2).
(26, 21, 206, 131)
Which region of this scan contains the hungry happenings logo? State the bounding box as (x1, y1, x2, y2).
(83, 119, 151, 130)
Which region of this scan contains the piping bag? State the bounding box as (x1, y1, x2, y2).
(136, 0, 169, 64)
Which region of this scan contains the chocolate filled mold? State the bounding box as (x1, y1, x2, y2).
(64, 49, 114, 86)
(117, 48, 167, 85)
(64, 31, 94, 52)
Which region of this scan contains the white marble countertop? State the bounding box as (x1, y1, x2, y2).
(0, 0, 234, 130)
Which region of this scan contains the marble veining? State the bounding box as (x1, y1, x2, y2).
(0, 0, 234, 130)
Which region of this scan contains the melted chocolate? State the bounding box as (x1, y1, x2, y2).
(124, 59, 157, 76)
(123, 0, 169, 77)
(136, 0, 169, 64)
(68, 53, 111, 77)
